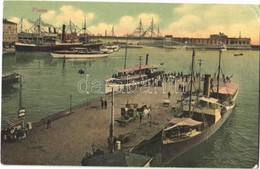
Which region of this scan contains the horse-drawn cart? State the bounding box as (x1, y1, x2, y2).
(115, 103, 139, 127)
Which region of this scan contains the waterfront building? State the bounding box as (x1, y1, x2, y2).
(3, 19, 18, 47)
(168, 32, 251, 49)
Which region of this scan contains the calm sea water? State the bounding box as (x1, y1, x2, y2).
(1, 47, 259, 167)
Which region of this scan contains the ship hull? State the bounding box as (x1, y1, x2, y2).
(15, 42, 102, 52)
(50, 52, 109, 59)
(105, 79, 151, 94)
(161, 105, 234, 166)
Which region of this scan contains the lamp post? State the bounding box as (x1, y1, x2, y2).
(198, 59, 203, 92)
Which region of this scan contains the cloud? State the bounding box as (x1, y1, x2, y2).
(88, 22, 114, 35)
(7, 4, 258, 43)
(41, 10, 56, 24)
(137, 13, 159, 26)
(41, 5, 95, 28)
(88, 13, 161, 36)
(166, 4, 259, 43)
(9, 17, 33, 32)
(115, 13, 160, 36)
(117, 16, 135, 35)
(168, 15, 201, 33)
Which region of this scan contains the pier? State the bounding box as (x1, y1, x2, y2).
(1, 79, 193, 165)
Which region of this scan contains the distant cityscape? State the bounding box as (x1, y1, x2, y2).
(3, 18, 258, 50)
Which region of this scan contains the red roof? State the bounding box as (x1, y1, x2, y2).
(115, 65, 153, 73)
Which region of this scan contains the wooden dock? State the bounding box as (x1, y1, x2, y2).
(1, 79, 200, 165)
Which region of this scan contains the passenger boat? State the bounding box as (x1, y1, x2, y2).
(105, 54, 164, 94)
(100, 44, 120, 54)
(161, 49, 239, 166)
(50, 47, 110, 59)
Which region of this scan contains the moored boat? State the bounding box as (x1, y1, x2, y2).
(105, 61, 164, 94)
(161, 49, 239, 166)
(50, 47, 110, 59)
(100, 44, 120, 54)
(234, 53, 243, 56)
(2, 73, 20, 85)
(15, 41, 103, 52)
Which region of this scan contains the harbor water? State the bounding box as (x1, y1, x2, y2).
(1, 47, 259, 167)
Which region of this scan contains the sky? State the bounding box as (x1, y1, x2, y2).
(2, 0, 260, 44)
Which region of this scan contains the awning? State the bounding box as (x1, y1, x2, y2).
(212, 79, 238, 95)
(115, 65, 153, 73)
(164, 118, 203, 131)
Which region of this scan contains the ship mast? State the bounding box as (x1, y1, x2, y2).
(188, 49, 195, 114)
(83, 16, 88, 43)
(217, 48, 222, 99)
(123, 35, 128, 69)
(19, 17, 23, 33)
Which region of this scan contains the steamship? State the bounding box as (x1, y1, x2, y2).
(15, 21, 102, 52)
(161, 49, 238, 166)
(105, 54, 164, 94)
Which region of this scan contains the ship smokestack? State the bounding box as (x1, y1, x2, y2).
(54, 28, 56, 34)
(145, 54, 149, 65)
(203, 74, 211, 98)
(61, 24, 66, 42)
(48, 27, 51, 33)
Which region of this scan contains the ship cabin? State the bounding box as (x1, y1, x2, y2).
(162, 118, 203, 144)
(179, 97, 222, 128)
(196, 97, 223, 124)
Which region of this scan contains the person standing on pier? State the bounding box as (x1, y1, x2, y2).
(47, 118, 51, 129)
(100, 97, 104, 109)
(139, 113, 143, 123)
(104, 100, 107, 109)
(168, 91, 171, 99)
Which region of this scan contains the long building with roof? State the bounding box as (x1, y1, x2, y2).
(164, 32, 251, 50)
